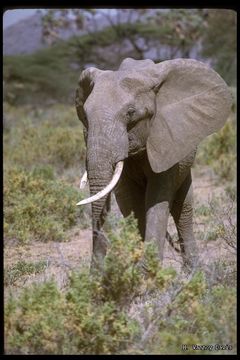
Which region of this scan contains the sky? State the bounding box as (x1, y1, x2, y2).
(3, 9, 38, 29)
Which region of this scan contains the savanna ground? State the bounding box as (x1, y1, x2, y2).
(3, 93, 236, 354)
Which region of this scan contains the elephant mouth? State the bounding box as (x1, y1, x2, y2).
(76, 161, 124, 206)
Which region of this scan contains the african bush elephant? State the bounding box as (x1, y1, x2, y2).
(75, 58, 232, 270)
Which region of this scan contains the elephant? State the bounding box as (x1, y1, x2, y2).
(75, 57, 232, 270)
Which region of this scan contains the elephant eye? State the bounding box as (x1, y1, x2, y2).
(126, 107, 136, 119)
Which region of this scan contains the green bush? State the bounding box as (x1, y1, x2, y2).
(4, 104, 85, 172)
(3, 41, 77, 105)
(143, 273, 236, 355)
(196, 110, 236, 181)
(4, 215, 236, 354)
(99, 215, 176, 306)
(4, 167, 84, 243)
(4, 215, 177, 355)
(5, 274, 139, 355)
(5, 281, 67, 354)
(4, 260, 47, 286)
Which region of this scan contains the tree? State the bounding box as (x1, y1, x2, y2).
(201, 9, 236, 85)
(41, 9, 208, 69)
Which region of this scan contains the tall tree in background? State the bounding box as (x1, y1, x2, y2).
(41, 9, 206, 66)
(41, 8, 236, 85)
(201, 9, 236, 85)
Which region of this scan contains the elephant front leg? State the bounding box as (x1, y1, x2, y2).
(145, 201, 170, 262)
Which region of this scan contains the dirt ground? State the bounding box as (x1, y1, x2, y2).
(4, 165, 236, 295)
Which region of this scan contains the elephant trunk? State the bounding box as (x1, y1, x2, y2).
(86, 156, 114, 265)
(84, 119, 128, 266)
(86, 130, 127, 222)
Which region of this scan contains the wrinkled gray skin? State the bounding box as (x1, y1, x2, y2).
(75, 58, 232, 270)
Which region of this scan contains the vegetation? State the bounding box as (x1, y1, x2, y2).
(4, 166, 84, 243)
(3, 43, 77, 105)
(41, 9, 236, 85)
(3, 90, 236, 356)
(201, 10, 236, 86)
(3, 8, 236, 355)
(3, 103, 88, 245)
(5, 216, 236, 354)
(195, 87, 236, 182)
(3, 9, 236, 105)
(4, 260, 47, 286)
(3, 103, 85, 170)
(143, 278, 236, 355)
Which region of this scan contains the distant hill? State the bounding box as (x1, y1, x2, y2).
(3, 12, 45, 55)
(3, 11, 88, 55)
(3, 11, 124, 56)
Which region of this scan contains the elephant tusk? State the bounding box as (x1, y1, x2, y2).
(76, 161, 124, 206)
(79, 171, 88, 189)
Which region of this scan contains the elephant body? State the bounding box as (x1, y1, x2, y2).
(75, 57, 232, 270)
(115, 147, 197, 269)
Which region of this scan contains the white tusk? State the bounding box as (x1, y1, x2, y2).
(76, 161, 124, 206)
(79, 171, 88, 189)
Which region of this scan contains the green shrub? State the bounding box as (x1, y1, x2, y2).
(4, 260, 47, 286)
(4, 167, 84, 243)
(4, 273, 139, 355)
(65, 271, 140, 354)
(224, 183, 236, 201)
(195, 204, 211, 217)
(144, 273, 236, 355)
(4, 104, 85, 172)
(196, 113, 236, 181)
(99, 215, 176, 306)
(3, 42, 77, 105)
(5, 239, 236, 354)
(4, 215, 177, 355)
(5, 281, 67, 354)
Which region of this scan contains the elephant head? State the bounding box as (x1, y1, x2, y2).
(75, 58, 232, 265)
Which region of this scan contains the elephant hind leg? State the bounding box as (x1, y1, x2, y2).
(171, 172, 199, 271)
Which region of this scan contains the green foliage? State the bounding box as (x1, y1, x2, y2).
(3, 42, 77, 105)
(4, 260, 47, 286)
(5, 281, 67, 354)
(201, 10, 236, 85)
(95, 215, 176, 307)
(195, 204, 211, 217)
(145, 274, 236, 355)
(4, 103, 88, 244)
(224, 183, 236, 202)
(98, 216, 143, 306)
(5, 274, 138, 354)
(4, 216, 236, 354)
(4, 104, 85, 172)
(4, 167, 83, 243)
(196, 110, 236, 182)
(65, 271, 139, 354)
(4, 215, 177, 354)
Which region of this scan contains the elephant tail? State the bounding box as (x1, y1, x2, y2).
(166, 231, 181, 253)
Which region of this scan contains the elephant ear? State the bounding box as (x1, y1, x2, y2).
(146, 59, 232, 173)
(75, 67, 102, 123)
